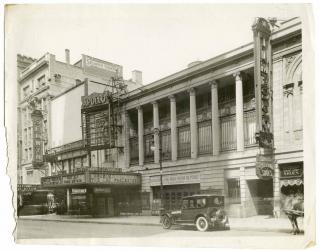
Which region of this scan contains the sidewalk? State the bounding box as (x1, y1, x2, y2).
(19, 214, 303, 233)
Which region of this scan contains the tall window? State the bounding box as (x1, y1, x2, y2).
(227, 178, 240, 204)
(37, 75, 46, 87)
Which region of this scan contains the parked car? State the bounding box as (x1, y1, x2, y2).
(160, 194, 230, 232)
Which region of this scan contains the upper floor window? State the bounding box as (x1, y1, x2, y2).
(37, 75, 46, 87)
(22, 85, 30, 98)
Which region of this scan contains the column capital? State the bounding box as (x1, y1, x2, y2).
(233, 71, 243, 81)
(168, 95, 176, 102)
(151, 100, 158, 105)
(209, 80, 219, 88)
(136, 105, 142, 111)
(188, 87, 196, 96)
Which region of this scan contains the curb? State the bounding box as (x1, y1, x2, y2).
(18, 217, 292, 233)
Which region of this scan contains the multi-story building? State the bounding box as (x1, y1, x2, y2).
(41, 17, 303, 218)
(17, 50, 143, 188)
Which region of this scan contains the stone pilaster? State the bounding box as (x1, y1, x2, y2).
(137, 106, 144, 166)
(240, 166, 246, 217)
(169, 95, 178, 161)
(152, 101, 160, 163)
(189, 88, 198, 158)
(234, 72, 244, 151)
(210, 80, 220, 155)
(273, 163, 281, 218)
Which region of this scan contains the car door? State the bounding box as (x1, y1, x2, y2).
(181, 198, 197, 222)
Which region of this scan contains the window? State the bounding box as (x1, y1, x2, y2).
(189, 199, 195, 209)
(27, 170, 33, 176)
(29, 147, 32, 160)
(105, 149, 113, 162)
(227, 178, 241, 204)
(196, 198, 206, 208)
(37, 75, 46, 87)
(22, 85, 30, 98)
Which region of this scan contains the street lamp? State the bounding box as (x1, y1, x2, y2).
(150, 127, 164, 213)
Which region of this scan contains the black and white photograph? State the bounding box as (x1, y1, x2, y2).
(2, 2, 318, 249)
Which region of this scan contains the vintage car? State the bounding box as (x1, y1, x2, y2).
(160, 194, 230, 232)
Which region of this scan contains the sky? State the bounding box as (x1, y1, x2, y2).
(5, 4, 309, 84)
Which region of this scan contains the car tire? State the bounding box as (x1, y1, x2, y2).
(162, 215, 172, 229)
(196, 216, 209, 232)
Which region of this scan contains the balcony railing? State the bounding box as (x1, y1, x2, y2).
(144, 133, 154, 163)
(160, 129, 171, 161)
(178, 125, 191, 159)
(198, 120, 212, 155)
(220, 114, 236, 151)
(244, 110, 257, 147)
(129, 137, 139, 165)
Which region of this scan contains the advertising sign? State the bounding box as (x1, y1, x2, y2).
(280, 163, 303, 179)
(252, 18, 274, 149)
(81, 91, 110, 109)
(31, 110, 43, 167)
(82, 55, 123, 79)
(256, 154, 274, 180)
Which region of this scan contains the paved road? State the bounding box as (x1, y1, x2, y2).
(17, 219, 293, 239)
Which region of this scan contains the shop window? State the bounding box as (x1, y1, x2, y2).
(227, 178, 241, 204)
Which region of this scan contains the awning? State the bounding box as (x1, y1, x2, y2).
(280, 178, 303, 187)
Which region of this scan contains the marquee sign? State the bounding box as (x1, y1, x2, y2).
(41, 171, 141, 187)
(81, 92, 110, 109)
(252, 18, 274, 149)
(31, 110, 43, 167)
(256, 154, 274, 180)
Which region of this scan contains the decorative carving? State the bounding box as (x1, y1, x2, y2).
(285, 54, 298, 71)
(283, 82, 294, 97)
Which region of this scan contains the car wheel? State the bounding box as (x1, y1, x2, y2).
(196, 216, 209, 232)
(162, 215, 172, 229)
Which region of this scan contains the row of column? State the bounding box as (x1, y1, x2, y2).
(133, 72, 245, 166)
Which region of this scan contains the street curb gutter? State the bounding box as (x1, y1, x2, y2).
(18, 218, 291, 233)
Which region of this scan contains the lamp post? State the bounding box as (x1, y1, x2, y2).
(151, 127, 164, 212)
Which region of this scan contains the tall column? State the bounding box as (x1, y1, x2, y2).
(210, 80, 220, 155)
(273, 163, 281, 218)
(137, 106, 144, 166)
(189, 88, 198, 158)
(152, 101, 160, 163)
(122, 110, 130, 168)
(169, 95, 178, 161)
(234, 72, 244, 152)
(66, 188, 71, 212)
(239, 166, 246, 217)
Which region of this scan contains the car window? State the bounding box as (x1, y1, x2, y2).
(189, 199, 195, 209)
(196, 198, 206, 208)
(213, 197, 223, 206)
(182, 199, 188, 209)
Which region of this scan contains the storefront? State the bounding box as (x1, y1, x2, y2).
(41, 170, 141, 217)
(279, 162, 304, 211)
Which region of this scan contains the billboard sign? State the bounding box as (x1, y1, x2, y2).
(82, 55, 123, 79)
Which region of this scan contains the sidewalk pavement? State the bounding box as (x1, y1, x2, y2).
(19, 214, 303, 233)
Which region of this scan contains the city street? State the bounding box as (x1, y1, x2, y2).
(17, 219, 294, 239)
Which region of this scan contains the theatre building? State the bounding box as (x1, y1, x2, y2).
(120, 17, 303, 217)
(41, 61, 143, 216)
(40, 17, 303, 218)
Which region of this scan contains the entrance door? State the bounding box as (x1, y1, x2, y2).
(107, 197, 114, 216)
(96, 197, 108, 216)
